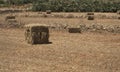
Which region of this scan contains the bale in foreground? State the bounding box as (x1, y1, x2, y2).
(24, 24, 49, 44)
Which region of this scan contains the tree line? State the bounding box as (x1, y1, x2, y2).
(0, 0, 120, 12)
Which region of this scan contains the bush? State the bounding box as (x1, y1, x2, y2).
(0, 0, 4, 4)
(3, 0, 120, 12)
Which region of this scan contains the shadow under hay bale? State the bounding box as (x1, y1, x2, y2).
(68, 28, 81, 33)
(24, 24, 49, 44)
(88, 15, 94, 20)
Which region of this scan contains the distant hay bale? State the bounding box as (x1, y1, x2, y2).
(87, 12, 94, 15)
(24, 24, 49, 44)
(5, 15, 15, 21)
(88, 15, 94, 20)
(68, 28, 81, 33)
(87, 12, 94, 20)
(46, 10, 51, 14)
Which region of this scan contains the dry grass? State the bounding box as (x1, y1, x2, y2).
(0, 28, 120, 72)
(0, 12, 120, 72)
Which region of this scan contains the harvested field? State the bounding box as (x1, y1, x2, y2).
(0, 28, 120, 72)
(0, 12, 120, 72)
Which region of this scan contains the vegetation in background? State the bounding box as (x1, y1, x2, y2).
(32, 0, 120, 12)
(1, 0, 120, 12)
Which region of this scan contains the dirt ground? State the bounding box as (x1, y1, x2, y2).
(0, 12, 120, 72)
(0, 28, 120, 72)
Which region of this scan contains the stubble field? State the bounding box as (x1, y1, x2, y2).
(0, 12, 120, 72)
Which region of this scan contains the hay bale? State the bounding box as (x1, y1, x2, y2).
(87, 12, 94, 15)
(24, 24, 49, 44)
(46, 10, 51, 14)
(5, 15, 15, 21)
(88, 15, 94, 20)
(68, 28, 81, 33)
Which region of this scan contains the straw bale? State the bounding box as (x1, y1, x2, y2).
(46, 10, 51, 14)
(87, 12, 94, 15)
(5, 15, 15, 21)
(25, 24, 49, 44)
(88, 15, 94, 20)
(68, 28, 81, 33)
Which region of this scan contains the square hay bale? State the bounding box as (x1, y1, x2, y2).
(87, 12, 94, 15)
(25, 24, 49, 44)
(68, 28, 81, 33)
(46, 10, 51, 14)
(88, 15, 94, 20)
(5, 15, 15, 21)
